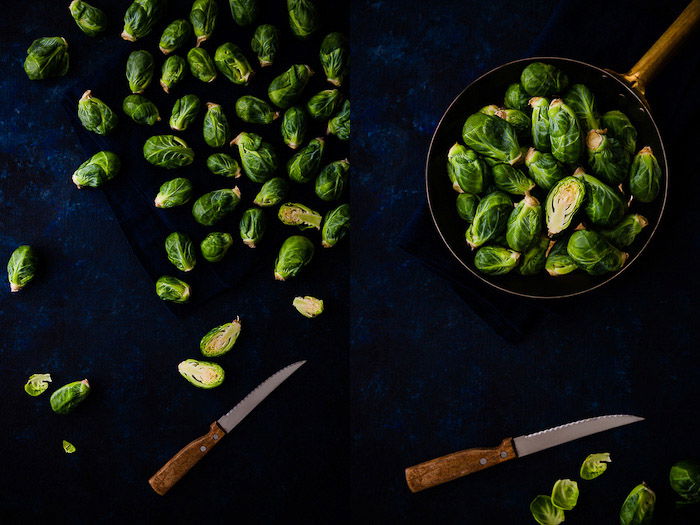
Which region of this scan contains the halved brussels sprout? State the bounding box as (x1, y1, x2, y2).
(563, 84, 599, 131)
(586, 129, 631, 185)
(551, 479, 578, 510)
(170, 94, 201, 131)
(327, 100, 350, 141)
(600, 214, 648, 248)
(156, 275, 191, 303)
(307, 89, 343, 120)
(200, 317, 241, 357)
(192, 187, 241, 226)
(240, 208, 266, 247)
(165, 232, 196, 272)
(24, 373, 52, 396)
(520, 62, 569, 96)
(200, 232, 233, 262)
(207, 153, 241, 178)
(251, 24, 280, 67)
(63, 440, 76, 453)
(320, 32, 348, 86)
(159, 19, 191, 54)
(78, 90, 118, 135)
(529, 97, 551, 152)
(287, 138, 325, 183)
(322, 204, 350, 248)
(573, 168, 625, 227)
(268, 64, 314, 108)
(492, 163, 535, 195)
(518, 235, 549, 275)
(287, 0, 318, 39)
(465, 191, 512, 249)
(504, 83, 530, 112)
(274, 235, 315, 280)
(545, 176, 585, 236)
(278, 203, 322, 230)
(580, 452, 611, 480)
(69, 1, 107, 37)
(122, 0, 164, 41)
(236, 95, 279, 124)
(214, 42, 253, 85)
(669, 460, 700, 505)
(190, 0, 217, 46)
(462, 113, 521, 165)
(447, 144, 487, 194)
(629, 146, 661, 203)
(315, 159, 349, 201)
(123, 94, 160, 125)
(524, 148, 564, 191)
(506, 194, 542, 252)
(72, 151, 120, 188)
(281, 106, 309, 149)
(620, 483, 655, 525)
(293, 296, 324, 318)
(567, 229, 628, 275)
(160, 55, 186, 93)
(24, 37, 69, 80)
(178, 359, 224, 388)
(545, 237, 577, 276)
(456, 193, 480, 223)
(601, 110, 637, 155)
(474, 246, 520, 275)
(143, 135, 194, 168)
(126, 50, 154, 93)
(529, 495, 564, 525)
(231, 132, 279, 183)
(203, 102, 230, 147)
(7, 245, 38, 292)
(155, 177, 192, 208)
(254, 177, 289, 207)
(229, 0, 258, 26)
(187, 47, 217, 82)
(495, 108, 531, 141)
(50, 379, 90, 414)
(548, 99, 582, 164)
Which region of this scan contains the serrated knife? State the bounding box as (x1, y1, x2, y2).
(149, 360, 306, 495)
(405, 414, 644, 492)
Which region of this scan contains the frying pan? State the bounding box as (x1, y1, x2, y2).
(426, 1, 700, 299)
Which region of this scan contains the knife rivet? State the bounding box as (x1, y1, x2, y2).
(200, 446, 207, 452)
(213, 434, 219, 440)
(500, 451, 507, 458)
(479, 458, 487, 465)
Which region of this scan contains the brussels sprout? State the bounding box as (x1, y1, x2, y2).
(545, 176, 585, 236)
(474, 246, 520, 276)
(327, 100, 350, 141)
(548, 99, 582, 164)
(506, 194, 542, 252)
(24, 373, 52, 396)
(24, 37, 69, 80)
(190, 0, 217, 46)
(169, 94, 201, 131)
(200, 317, 241, 357)
(229, 0, 258, 26)
(269, 64, 314, 108)
(322, 204, 350, 248)
(504, 83, 530, 112)
(50, 379, 90, 414)
(478, 105, 500, 116)
(287, 0, 319, 39)
(251, 24, 280, 67)
(235, 96, 279, 125)
(69, 1, 107, 37)
(529, 97, 551, 152)
(240, 208, 266, 247)
(520, 62, 569, 96)
(524, 148, 563, 191)
(492, 163, 535, 195)
(178, 359, 224, 389)
(72, 151, 120, 189)
(159, 19, 192, 54)
(567, 229, 628, 275)
(202, 102, 230, 148)
(518, 235, 548, 275)
(207, 153, 240, 178)
(160, 55, 186, 93)
(122, 94, 160, 125)
(192, 187, 241, 226)
(446, 144, 486, 194)
(529, 495, 564, 525)
(281, 106, 309, 149)
(563, 84, 599, 131)
(601, 110, 637, 155)
(465, 191, 512, 248)
(586, 129, 631, 185)
(601, 214, 648, 248)
(187, 47, 217, 82)
(125, 50, 154, 93)
(456, 193, 480, 223)
(286, 138, 325, 183)
(274, 235, 314, 280)
(620, 483, 655, 525)
(122, 0, 164, 42)
(307, 90, 344, 121)
(320, 32, 348, 86)
(629, 146, 661, 203)
(78, 90, 118, 135)
(165, 232, 196, 272)
(200, 232, 233, 262)
(315, 159, 349, 201)
(670, 460, 700, 505)
(62, 440, 76, 453)
(143, 135, 194, 168)
(572, 168, 625, 227)
(293, 296, 324, 318)
(231, 132, 279, 183)
(156, 275, 191, 303)
(580, 452, 612, 480)
(545, 237, 577, 276)
(278, 203, 322, 230)
(254, 177, 289, 207)
(7, 245, 38, 292)
(551, 479, 578, 510)
(214, 42, 253, 85)
(155, 177, 193, 208)
(494, 108, 530, 141)
(462, 113, 521, 165)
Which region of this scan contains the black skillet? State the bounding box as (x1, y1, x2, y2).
(426, 1, 700, 299)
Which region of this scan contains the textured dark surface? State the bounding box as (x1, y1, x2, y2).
(0, 0, 348, 521)
(352, 0, 700, 522)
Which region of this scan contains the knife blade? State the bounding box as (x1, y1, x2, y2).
(149, 360, 306, 495)
(405, 414, 644, 493)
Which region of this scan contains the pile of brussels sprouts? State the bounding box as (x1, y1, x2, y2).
(447, 62, 661, 278)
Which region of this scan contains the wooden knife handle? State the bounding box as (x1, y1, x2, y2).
(405, 438, 516, 493)
(148, 422, 225, 496)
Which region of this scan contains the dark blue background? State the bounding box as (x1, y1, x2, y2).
(1, 0, 348, 522)
(352, 0, 700, 522)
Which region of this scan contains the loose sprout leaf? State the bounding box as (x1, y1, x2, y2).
(24, 373, 52, 396)
(62, 440, 77, 454)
